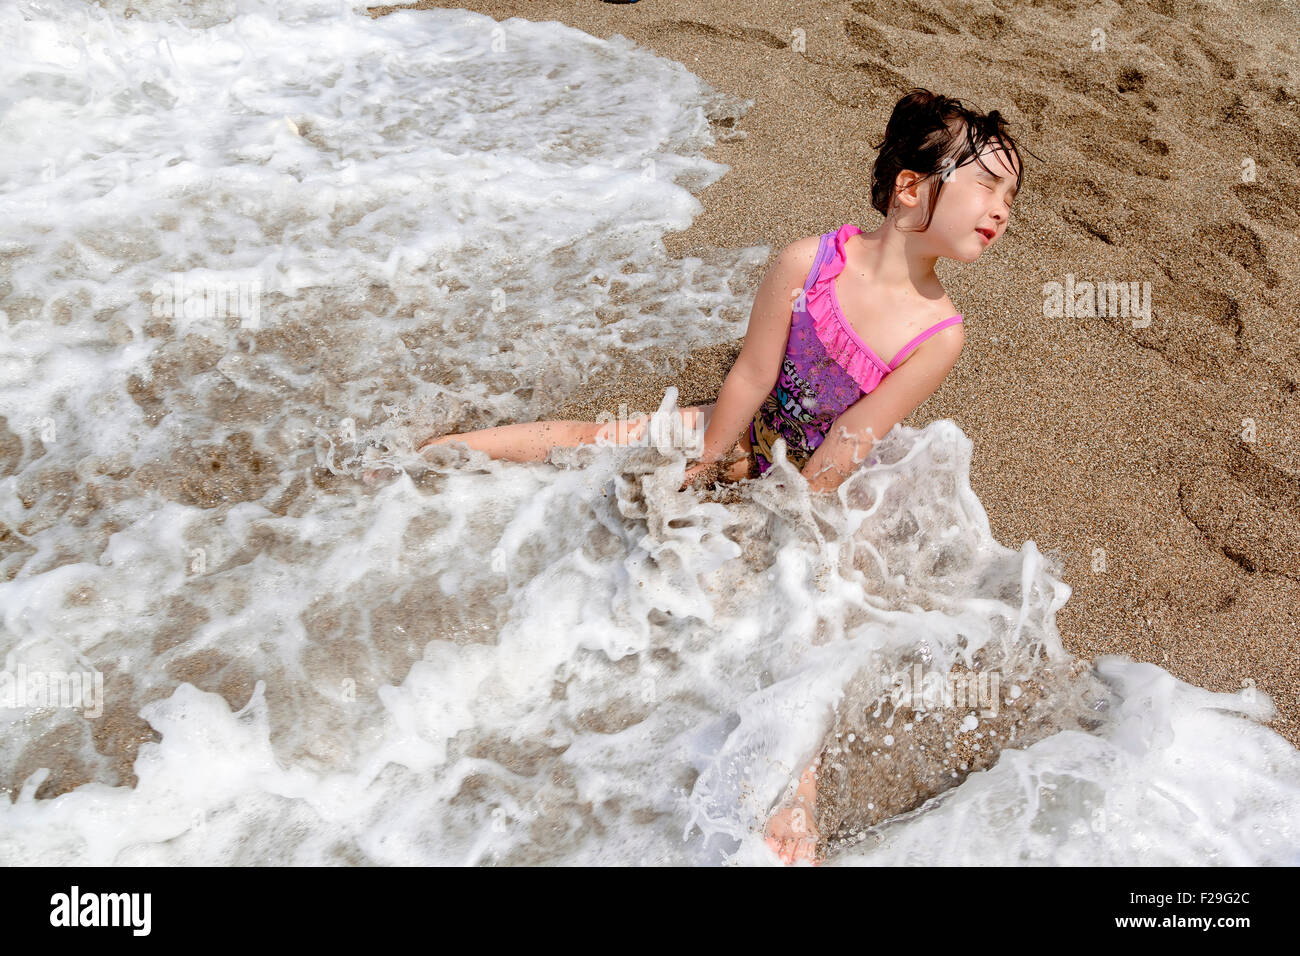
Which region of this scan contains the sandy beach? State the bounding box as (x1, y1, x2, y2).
(368, 0, 1300, 747)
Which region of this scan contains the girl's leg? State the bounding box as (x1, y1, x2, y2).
(362, 406, 714, 484)
(420, 405, 712, 463)
(418, 419, 603, 463)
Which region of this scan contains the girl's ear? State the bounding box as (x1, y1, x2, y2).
(892, 169, 929, 210)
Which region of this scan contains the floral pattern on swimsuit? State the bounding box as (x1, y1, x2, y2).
(748, 225, 870, 477)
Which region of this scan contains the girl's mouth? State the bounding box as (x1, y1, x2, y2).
(975, 227, 994, 243)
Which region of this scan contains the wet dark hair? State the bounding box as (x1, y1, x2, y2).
(870, 88, 1034, 231)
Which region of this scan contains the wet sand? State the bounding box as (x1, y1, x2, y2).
(365, 0, 1300, 762)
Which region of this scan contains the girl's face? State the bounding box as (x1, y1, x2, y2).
(911, 138, 1020, 262)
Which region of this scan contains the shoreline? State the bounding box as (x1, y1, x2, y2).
(368, 0, 1300, 748)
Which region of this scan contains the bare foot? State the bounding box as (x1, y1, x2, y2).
(362, 433, 461, 485)
(764, 764, 821, 865)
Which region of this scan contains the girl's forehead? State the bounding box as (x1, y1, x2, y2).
(959, 142, 1020, 177)
(987, 143, 1020, 172)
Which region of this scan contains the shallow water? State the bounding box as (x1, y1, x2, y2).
(1, 0, 1297, 866)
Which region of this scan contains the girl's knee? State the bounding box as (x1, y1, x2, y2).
(590, 407, 704, 448)
(593, 414, 648, 445)
(588, 418, 619, 445)
(583, 420, 612, 445)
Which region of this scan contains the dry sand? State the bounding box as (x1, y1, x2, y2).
(366, 0, 1300, 762)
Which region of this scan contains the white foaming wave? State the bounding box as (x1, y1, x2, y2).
(5, 415, 1293, 865)
(1, 0, 758, 474)
(814, 658, 1299, 866)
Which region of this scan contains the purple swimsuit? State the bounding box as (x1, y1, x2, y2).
(747, 223, 963, 477)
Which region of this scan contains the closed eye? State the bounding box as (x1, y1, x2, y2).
(982, 182, 1014, 209)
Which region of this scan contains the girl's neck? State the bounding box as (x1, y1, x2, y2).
(853, 220, 944, 298)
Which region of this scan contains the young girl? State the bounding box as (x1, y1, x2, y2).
(371, 89, 1021, 505)
(755, 89, 1024, 864)
(367, 89, 1025, 862)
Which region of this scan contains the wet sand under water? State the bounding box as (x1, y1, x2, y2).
(367, 1, 1300, 759)
(811, 653, 1106, 860)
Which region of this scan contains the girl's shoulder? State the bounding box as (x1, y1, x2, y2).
(929, 293, 963, 329)
(912, 277, 963, 333)
(773, 233, 823, 274)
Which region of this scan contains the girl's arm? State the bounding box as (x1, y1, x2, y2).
(802, 323, 965, 493)
(695, 237, 821, 464)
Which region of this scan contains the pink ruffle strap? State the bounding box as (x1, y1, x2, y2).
(804, 224, 890, 394)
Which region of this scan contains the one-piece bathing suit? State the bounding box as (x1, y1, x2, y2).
(746, 223, 963, 478)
